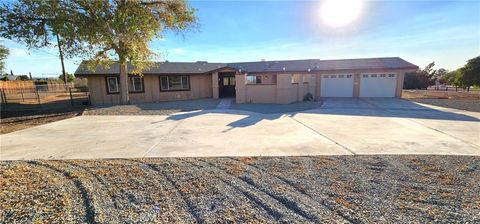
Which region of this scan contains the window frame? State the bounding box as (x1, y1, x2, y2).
(159, 75, 191, 92)
(246, 75, 263, 85)
(128, 76, 145, 93)
(105, 76, 120, 95)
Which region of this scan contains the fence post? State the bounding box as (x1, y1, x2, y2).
(35, 87, 41, 105)
(20, 88, 24, 102)
(1, 88, 7, 110)
(69, 87, 74, 106)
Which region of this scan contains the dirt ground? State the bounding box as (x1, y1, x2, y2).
(402, 89, 480, 100)
(1, 156, 478, 223)
(0, 108, 84, 134)
(402, 90, 480, 112)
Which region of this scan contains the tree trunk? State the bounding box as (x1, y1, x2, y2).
(56, 34, 67, 88)
(119, 61, 129, 104)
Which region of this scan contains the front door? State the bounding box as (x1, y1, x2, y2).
(219, 72, 236, 98)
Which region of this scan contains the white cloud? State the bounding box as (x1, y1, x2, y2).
(171, 48, 186, 55)
(10, 48, 30, 57)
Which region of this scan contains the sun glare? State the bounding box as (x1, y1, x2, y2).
(320, 0, 364, 28)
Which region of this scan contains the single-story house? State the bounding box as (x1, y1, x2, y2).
(74, 57, 418, 105)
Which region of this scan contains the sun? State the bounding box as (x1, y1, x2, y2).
(320, 0, 364, 28)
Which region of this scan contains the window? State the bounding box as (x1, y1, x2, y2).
(371, 74, 377, 78)
(380, 74, 386, 77)
(129, 76, 144, 93)
(221, 76, 236, 86)
(331, 75, 337, 78)
(246, 75, 262, 84)
(363, 74, 368, 78)
(160, 75, 190, 91)
(388, 73, 395, 77)
(106, 76, 119, 94)
(346, 75, 352, 78)
(323, 75, 329, 78)
(223, 77, 229, 86)
(339, 75, 345, 78)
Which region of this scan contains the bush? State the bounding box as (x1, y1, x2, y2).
(303, 93, 314, 101)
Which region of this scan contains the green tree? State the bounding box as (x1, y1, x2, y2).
(0, 45, 8, 72)
(458, 56, 480, 90)
(444, 70, 458, 85)
(58, 72, 74, 82)
(1, 0, 197, 104)
(436, 68, 448, 85)
(403, 62, 437, 89)
(17, 75, 29, 80)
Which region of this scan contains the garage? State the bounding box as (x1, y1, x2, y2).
(320, 74, 354, 97)
(359, 73, 397, 97)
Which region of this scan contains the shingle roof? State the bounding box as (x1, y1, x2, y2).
(75, 61, 227, 75)
(227, 59, 319, 73)
(229, 57, 417, 72)
(314, 57, 418, 71)
(74, 57, 417, 75)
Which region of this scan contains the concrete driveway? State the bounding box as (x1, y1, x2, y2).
(1, 98, 479, 160)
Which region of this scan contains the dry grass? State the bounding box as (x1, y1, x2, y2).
(402, 89, 480, 100)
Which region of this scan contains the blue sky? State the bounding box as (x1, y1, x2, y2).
(2, 0, 479, 77)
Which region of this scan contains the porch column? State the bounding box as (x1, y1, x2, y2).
(315, 73, 321, 99)
(297, 74, 304, 102)
(276, 73, 292, 104)
(235, 72, 246, 103)
(212, 72, 219, 99)
(307, 74, 316, 96)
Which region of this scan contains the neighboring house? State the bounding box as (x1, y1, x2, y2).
(0, 74, 18, 81)
(74, 57, 418, 105)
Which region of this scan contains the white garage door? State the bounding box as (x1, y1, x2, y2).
(360, 73, 397, 97)
(320, 74, 354, 97)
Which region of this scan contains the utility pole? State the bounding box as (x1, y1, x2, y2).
(56, 34, 67, 88)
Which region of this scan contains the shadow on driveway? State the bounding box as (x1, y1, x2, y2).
(166, 98, 479, 129)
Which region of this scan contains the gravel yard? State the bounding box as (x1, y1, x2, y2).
(1, 155, 479, 223)
(83, 99, 220, 115)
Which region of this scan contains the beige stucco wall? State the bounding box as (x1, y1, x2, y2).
(85, 74, 212, 105)
(85, 68, 412, 105)
(235, 73, 317, 104)
(395, 72, 406, 97)
(244, 84, 277, 103)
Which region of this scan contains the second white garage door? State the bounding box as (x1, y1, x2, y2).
(320, 74, 354, 97)
(360, 73, 397, 97)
